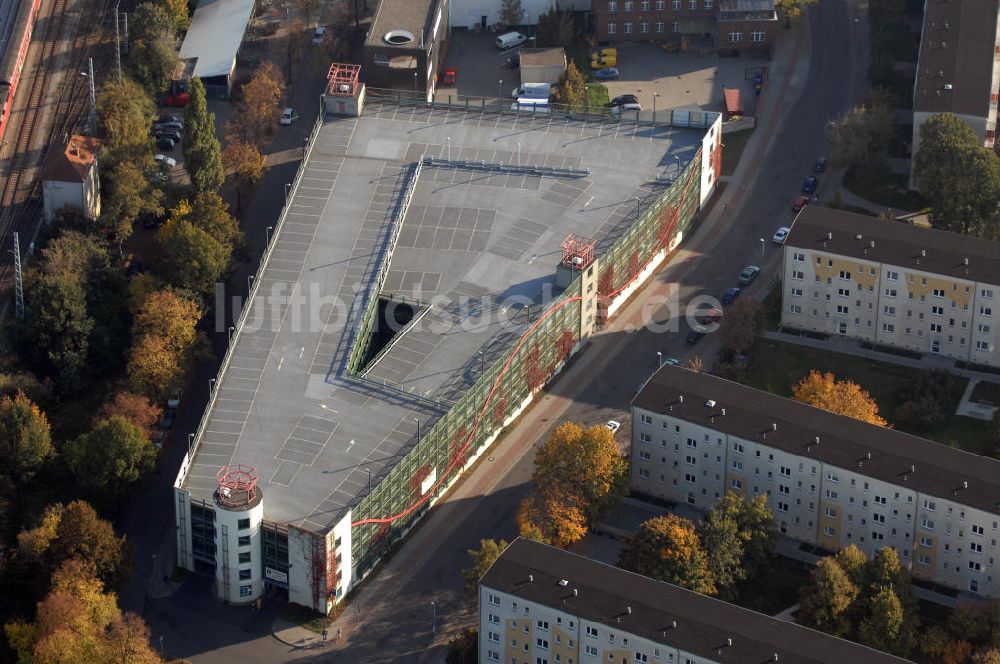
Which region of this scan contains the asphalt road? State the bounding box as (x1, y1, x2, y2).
(137, 1, 865, 661)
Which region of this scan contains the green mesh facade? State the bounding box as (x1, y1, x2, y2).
(351, 278, 583, 576)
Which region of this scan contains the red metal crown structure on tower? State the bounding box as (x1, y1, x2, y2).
(216, 464, 259, 508)
(327, 63, 362, 97)
(559, 234, 596, 271)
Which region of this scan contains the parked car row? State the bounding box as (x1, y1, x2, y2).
(153, 115, 183, 151)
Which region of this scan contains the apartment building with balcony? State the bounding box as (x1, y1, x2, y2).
(780, 207, 1000, 368)
(630, 365, 1000, 596)
(593, 0, 778, 56)
(479, 538, 909, 664)
(911, 0, 1000, 187)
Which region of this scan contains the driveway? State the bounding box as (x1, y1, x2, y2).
(603, 42, 767, 116)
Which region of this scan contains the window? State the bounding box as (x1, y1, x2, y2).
(728, 31, 742, 42)
(932, 305, 944, 316)
(872, 532, 884, 541)
(703, 0, 712, 7)
(623, 22, 633, 34)
(837, 305, 849, 314)
(237, 518, 250, 530)
(608, 22, 617, 33)
(778, 501, 789, 513)
(639, 20, 649, 32)
(826, 472, 840, 482)
(923, 499, 936, 511)
(971, 561, 983, 571)
(887, 271, 899, 281)
(587, 626, 598, 638)
(793, 252, 805, 262)
(488, 613, 500, 624)
(983, 306, 993, 317)
(983, 289, 995, 299)
(238, 535, 251, 547)
(933, 288, 946, 298)
(885, 288, 897, 297)
(655, 20, 664, 32)
(536, 638, 549, 650)
(792, 270, 804, 280)
(825, 490, 838, 501)
(488, 631, 500, 643)
(824, 526, 836, 536)
(671, 20, 679, 31)
(791, 287, 803, 296)
(239, 569, 252, 580)
(838, 287, 851, 297)
(641, 0, 650, 8)
(873, 514, 886, 524)
(689, 0, 696, 8)
(238, 551, 252, 564)
(673, 0, 681, 9)
(921, 517, 935, 531)
(586, 646, 598, 656)
(751, 30, 765, 42)
(608, 0, 618, 9)
(624, 0, 633, 10)
(884, 305, 896, 315)
(656, 0, 665, 8)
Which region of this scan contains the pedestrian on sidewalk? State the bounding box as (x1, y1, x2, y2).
(337, 627, 342, 641)
(322, 628, 328, 643)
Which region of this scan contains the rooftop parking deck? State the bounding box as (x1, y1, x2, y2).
(180, 101, 705, 533)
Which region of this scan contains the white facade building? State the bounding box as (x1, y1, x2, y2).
(41, 135, 101, 222)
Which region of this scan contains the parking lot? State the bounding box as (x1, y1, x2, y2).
(439, 30, 523, 101)
(601, 43, 767, 116)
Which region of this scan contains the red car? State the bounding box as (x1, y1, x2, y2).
(792, 195, 809, 212)
(441, 67, 457, 85)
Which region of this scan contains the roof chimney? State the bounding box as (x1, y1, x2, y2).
(528, 574, 534, 583)
(705, 399, 716, 408)
(827, 232, 833, 240)
(721, 408, 726, 416)
(964, 257, 969, 266)
(921, 249, 926, 257)
(626, 606, 632, 615)
(870, 240, 875, 249)
(678, 395, 684, 403)
(573, 588, 578, 597)
(963, 480, 969, 489)
(727, 638, 733, 647)
(771, 422, 777, 431)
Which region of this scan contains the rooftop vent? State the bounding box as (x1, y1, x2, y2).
(679, 395, 684, 403)
(870, 240, 875, 248)
(626, 606, 632, 615)
(944, 83, 954, 91)
(827, 232, 833, 240)
(573, 588, 578, 597)
(921, 249, 926, 257)
(771, 422, 778, 431)
(528, 574, 534, 583)
(964, 257, 969, 266)
(721, 408, 726, 416)
(727, 638, 733, 647)
(558, 579, 568, 587)
(705, 399, 717, 408)
(383, 29, 415, 45)
(855, 234, 863, 240)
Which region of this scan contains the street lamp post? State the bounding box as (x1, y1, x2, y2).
(302, 136, 308, 160)
(447, 136, 451, 162)
(266, 226, 273, 245)
(284, 183, 291, 201)
(247, 274, 254, 294)
(498, 79, 503, 102)
(759, 238, 765, 256)
(479, 350, 485, 374)
(228, 326, 235, 344)
(431, 600, 436, 638)
(415, 417, 421, 443)
(657, 351, 662, 368)
(365, 467, 371, 495)
(413, 71, 418, 95)
(635, 196, 641, 219)
(652, 92, 659, 124)
(673, 155, 681, 177)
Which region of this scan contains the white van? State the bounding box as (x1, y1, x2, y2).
(510, 101, 550, 113)
(512, 82, 551, 102)
(495, 31, 527, 50)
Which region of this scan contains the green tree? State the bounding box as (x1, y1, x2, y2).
(777, 0, 818, 20)
(173, 192, 241, 249)
(556, 61, 586, 108)
(102, 159, 164, 250)
(619, 514, 716, 595)
(699, 511, 744, 600)
(64, 417, 158, 501)
(536, 8, 575, 48)
(183, 78, 225, 193)
(705, 492, 776, 579)
(834, 543, 868, 587)
(163, 0, 190, 34)
(499, 0, 524, 26)
(462, 539, 509, 602)
(16, 500, 129, 587)
(532, 421, 627, 523)
(798, 557, 858, 637)
(827, 93, 893, 182)
(913, 113, 1000, 237)
(0, 391, 52, 483)
(128, 3, 179, 95)
(718, 297, 762, 358)
(156, 218, 230, 299)
(97, 76, 156, 161)
(858, 586, 905, 655)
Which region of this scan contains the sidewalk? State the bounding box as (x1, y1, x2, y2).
(762, 329, 1000, 384)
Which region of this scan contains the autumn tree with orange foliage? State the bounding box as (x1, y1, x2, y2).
(4, 559, 159, 664)
(618, 514, 716, 595)
(97, 392, 162, 438)
(127, 290, 203, 398)
(228, 61, 286, 149)
(516, 422, 627, 548)
(792, 370, 888, 426)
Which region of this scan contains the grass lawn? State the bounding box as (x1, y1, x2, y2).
(743, 339, 990, 453)
(721, 128, 754, 176)
(730, 555, 812, 615)
(279, 603, 332, 633)
(843, 167, 929, 213)
(585, 82, 609, 112)
(971, 380, 1000, 405)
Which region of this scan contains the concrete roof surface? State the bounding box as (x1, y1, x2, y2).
(181, 100, 702, 534)
(366, 0, 439, 48)
(178, 0, 255, 80)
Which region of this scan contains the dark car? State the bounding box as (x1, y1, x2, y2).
(610, 94, 639, 107)
(695, 308, 723, 325)
(721, 287, 742, 305)
(792, 195, 809, 212)
(813, 157, 827, 173)
(594, 67, 620, 80)
(802, 175, 819, 194)
(159, 408, 176, 429)
(686, 330, 705, 344)
(157, 114, 182, 125)
(156, 129, 181, 142)
(156, 137, 175, 151)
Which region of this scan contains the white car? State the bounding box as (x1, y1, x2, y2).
(772, 226, 790, 244)
(279, 107, 297, 125)
(167, 387, 183, 409)
(154, 154, 176, 169)
(606, 420, 621, 434)
(312, 26, 326, 43)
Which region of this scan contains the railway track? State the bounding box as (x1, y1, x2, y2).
(0, 0, 116, 301)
